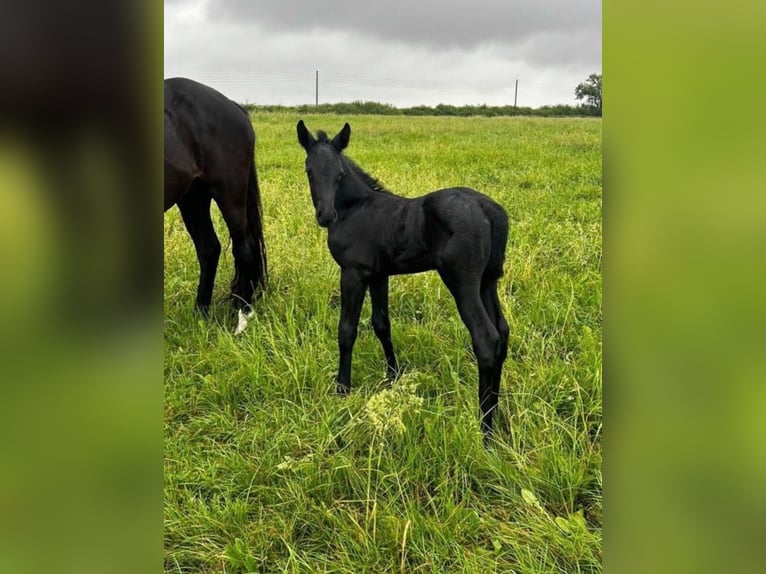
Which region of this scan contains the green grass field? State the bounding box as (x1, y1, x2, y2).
(164, 114, 602, 573)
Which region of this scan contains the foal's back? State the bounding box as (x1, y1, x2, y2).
(419, 186, 508, 280)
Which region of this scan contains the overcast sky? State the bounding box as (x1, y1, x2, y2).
(164, 0, 601, 108)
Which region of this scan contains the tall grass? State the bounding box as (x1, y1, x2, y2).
(164, 114, 602, 573)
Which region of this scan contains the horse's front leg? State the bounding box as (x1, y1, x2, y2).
(336, 268, 368, 394)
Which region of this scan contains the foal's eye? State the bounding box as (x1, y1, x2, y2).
(337, 170, 345, 180)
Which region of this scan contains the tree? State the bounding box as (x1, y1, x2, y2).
(575, 73, 602, 112)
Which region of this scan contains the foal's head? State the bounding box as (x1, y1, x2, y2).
(296, 120, 351, 227)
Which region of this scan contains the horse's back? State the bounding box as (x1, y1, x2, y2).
(164, 78, 254, 188)
(164, 77, 250, 127)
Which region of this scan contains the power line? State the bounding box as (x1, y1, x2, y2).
(173, 70, 542, 105)
(186, 71, 525, 91)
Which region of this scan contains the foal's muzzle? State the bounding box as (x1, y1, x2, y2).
(315, 207, 337, 227)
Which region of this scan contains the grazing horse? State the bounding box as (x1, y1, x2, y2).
(296, 120, 510, 438)
(164, 78, 267, 322)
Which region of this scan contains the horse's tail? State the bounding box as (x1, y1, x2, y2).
(246, 156, 268, 292)
(484, 201, 509, 281)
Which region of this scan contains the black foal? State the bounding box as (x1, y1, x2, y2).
(297, 120, 509, 439)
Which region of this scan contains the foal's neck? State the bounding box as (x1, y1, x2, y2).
(338, 156, 377, 206)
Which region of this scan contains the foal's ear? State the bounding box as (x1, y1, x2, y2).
(332, 122, 351, 151)
(296, 119, 316, 151)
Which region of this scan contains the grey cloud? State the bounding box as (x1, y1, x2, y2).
(515, 26, 602, 68)
(204, 0, 600, 52)
(165, 0, 601, 107)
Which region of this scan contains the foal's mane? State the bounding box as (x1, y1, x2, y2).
(344, 156, 392, 195)
(315, 130, 393, 194)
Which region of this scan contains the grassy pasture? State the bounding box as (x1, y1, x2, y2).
(164, 114, 602, 573)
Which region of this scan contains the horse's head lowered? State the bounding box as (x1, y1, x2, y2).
(296, 120, 351, 227)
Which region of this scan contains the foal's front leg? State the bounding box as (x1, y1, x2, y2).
(336, 268, 368, 394)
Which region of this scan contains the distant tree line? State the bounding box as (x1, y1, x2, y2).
(241, 101, 601, 117)
(240, 74, 601, 117)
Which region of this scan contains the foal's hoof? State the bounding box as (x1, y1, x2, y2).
(385, 366, 402, 385)
(481, 427, 499, 448)
(336, 383, 350, 396)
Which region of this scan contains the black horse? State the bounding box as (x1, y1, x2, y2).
(297, 120, 510, 438)
(164, 78, 267, 317)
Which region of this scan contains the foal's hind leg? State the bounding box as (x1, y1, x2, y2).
(440, 271, 501, 439)
(177, 184, 221, 314)
(369, 275, 399, 381)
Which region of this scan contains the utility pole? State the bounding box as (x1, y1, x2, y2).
(315, 70, 318, 106)
(514, 79, 519, 107)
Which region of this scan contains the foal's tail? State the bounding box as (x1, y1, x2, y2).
(246, 158, 268, 292)
(484, 201, 509, 281)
